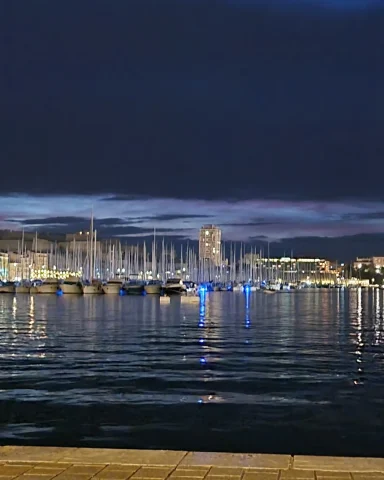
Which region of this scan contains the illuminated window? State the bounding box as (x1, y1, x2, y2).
(205, 231, 209, 235)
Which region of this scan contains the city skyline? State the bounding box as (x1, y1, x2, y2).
(2, 194, 384, 260)
(1, 0, 383, 260)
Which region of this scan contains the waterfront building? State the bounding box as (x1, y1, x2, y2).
(6, 252, 50, 281)
(199, 225, 222, 266)
(353, 257, 384, 270)
(0, 252, 9, 281)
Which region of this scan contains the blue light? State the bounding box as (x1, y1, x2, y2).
(119, 289, 125, 296)
(200, 357, 206, 364)
(243, 285, 251, 293)
(199, 338, 204, 344)
(198, 322, 205, 328)
(56, 289, 63, 296)
(198, 399, 203, 404)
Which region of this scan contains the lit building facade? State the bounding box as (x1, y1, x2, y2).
(353, 257, 384, 270)
(0, 253, 8, 281)
(199, 225, 222, 266)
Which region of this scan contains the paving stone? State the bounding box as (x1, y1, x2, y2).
(171, 468, 209, 478)
(28, 466, 68, 475)
(243, 473, 279, 480)
(18, 476, 58, 480)
(169, 478, 205, 480)
(352, 475, 384, 480)
(103, 466, 140, 471)
(53, 474, 96, 480)
(0, 465, 33, 476)
(280, 471, 315, 479)
(247, 470, 279, 474)
(131, 467, 174, 478)
(205, 477, 237, 480)
(94, 466, 139, 479)
(94, 471, 135, 479)
(65, 464, 106, 474)
(96, 466, 139, 475)
(180, 453, 289, 469)
(208, 467, 243, 477)
(0, 447, 74, 463)
(33, 464, 73, 469)
(171, 473, 206, 479)
(171, 477, 205, 480)
(316, 473, 352, 479)
(294, 457, 384, 472)
(61, 449, 187, 466)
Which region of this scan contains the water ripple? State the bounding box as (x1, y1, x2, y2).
(0, 290, 383, 455)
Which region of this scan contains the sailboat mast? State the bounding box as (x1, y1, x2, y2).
(90, 210, 94, 280)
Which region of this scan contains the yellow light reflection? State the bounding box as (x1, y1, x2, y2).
(12, 296, 17, 320)
(29, 296, 35, 337)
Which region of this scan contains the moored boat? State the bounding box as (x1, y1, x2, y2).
(0, 282, 15, 294)
(102, 279, 123, 294)
(144, 280, 162, 295)
(163, 278, 186, 295)
(59, 277, 82, 294)
(82, 280, 103, 294)
(124, 280, 144, 295)
(15, 282, 30, 294)
(35, 279, 60, 294)
(263, 289, 276, 295)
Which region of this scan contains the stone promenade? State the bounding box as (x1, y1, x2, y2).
(0, 447, 384, 480)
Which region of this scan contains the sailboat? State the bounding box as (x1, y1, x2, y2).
(81, 212, 102, 294)
(59, 276, 82, 294)
(144, 230, 161, 294)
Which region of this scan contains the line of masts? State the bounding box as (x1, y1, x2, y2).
(9, 228, 330, 284)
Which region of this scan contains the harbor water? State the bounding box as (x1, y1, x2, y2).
(0, 289, 383, 456)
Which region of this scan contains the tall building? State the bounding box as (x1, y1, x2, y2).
(199, 225, 222, 266)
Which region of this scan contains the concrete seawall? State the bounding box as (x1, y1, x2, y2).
(1, 446, 384, 479)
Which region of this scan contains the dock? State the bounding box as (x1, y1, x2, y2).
(0, 447, 383, 479)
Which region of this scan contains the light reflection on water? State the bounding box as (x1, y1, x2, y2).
(0, 290, 383, 455)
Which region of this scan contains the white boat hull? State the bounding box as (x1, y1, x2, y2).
(0, 286, 15, 294)
(35, 284, 59, 294)
(60, 284, 82, 294)
(102, 284, 122, 294)
(15, 286, 30, 294)
(144, 284, 161, 294)
(82, 285, 102, 294)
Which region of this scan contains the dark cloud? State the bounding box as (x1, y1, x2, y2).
(340, 212, 384, 221)
(100, 195, 148, 202)
(7, 216, 90, 226)
(222, 218, 282, 227)
(6, 215, 194, 238)
(7, 216, 128, 227)
(1, 0, 383, 202)
(255, 233, 384, 261)
(141, 214, 211, 222)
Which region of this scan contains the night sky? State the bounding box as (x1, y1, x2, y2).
(1, 0, 383, 259)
